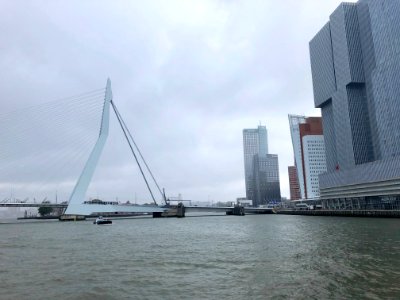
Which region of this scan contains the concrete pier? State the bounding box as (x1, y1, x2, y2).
(152, 203, 185, 218)
(176, 203, 185, 218)
(226, 205, 245, 216)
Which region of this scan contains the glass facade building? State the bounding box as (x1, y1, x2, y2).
(243, 126, 281, 206)
(243, 126, 268, 201)
(253, 154, 281, 206)
(309, 0, 400, 207)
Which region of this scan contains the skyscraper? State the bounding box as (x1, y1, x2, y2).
(288, 115, 307, 198)
(253, 154, 281, 206)
(243, 125, 281, 206)
(309, 0, 400, 208)
(288, 115, 327, 199)
(299, 118, 327, 198)
(243, 126, 268, 201)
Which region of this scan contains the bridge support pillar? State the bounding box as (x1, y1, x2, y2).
(176, 203, 185, 218)
(152, 203, 185, 218)
(226, 205, 245, 216)
(152, 212, 162, 218)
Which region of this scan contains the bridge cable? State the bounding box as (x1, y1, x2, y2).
(0, 91, 106, 201)
(110, 102, 166, 203)
(110, 100, 158, 205)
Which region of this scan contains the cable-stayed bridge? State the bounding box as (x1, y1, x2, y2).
(0, 79, 174, 216)
(0, 80, 272, 218)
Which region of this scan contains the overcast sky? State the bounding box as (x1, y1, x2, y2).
(0, 0, 355, 203)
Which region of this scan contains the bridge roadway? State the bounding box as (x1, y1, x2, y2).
(0, 203, 273, 215)
(0, 203, 68, 208)
(185, 206, 273, 214)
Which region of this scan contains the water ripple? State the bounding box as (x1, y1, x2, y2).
(1, 215, 400, 299)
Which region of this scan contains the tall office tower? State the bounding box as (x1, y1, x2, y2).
(243, 126, 268, 201)
(253, 154, 281, 206)
(288, 166, 301, 200)
(289, 116, 327, 199)
(299, 117, 327, 198)
(309, 0, 400, 207)
(288, 115, 307, 198)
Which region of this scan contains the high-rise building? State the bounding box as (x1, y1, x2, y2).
(243, 125, 280, 206)
(288, 115, 307, 198)
(288, 166, 301, 200)
(243, 126, 268, 201)
(253, 154, 281, 206)
(289, 115, 327, 199)
(299, 118, 327, 198)
(309, 0, 400, 208)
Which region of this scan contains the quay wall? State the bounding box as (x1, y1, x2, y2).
(277, 210, 400, 218)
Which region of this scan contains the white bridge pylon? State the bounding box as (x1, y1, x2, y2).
(64, 79, 166, 216)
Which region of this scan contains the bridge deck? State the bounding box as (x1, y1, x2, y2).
(0, 203, 67, 208)
(0, 203, 273, 215)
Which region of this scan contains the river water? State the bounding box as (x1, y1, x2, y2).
(1, 214, 400, 299)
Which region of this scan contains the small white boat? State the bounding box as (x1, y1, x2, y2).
(93, 216, 112, 225)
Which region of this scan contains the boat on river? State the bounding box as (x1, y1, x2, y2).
(93, 216, 112, 225)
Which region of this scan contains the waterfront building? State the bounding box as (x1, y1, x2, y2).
(288, 115, 327, 199)
(243, 125, 281, 206)
(288, 115, 307, 198)
(309, 0, 400, 209)
(299, 117, 327, 198)
(253, 154, 281, 206)
(288, 166, 301, 200)
(243, 126, 268, 201)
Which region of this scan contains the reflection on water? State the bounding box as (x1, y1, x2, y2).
(1, 215, 400, 299)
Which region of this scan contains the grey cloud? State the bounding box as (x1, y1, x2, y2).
(0, 0, 355, 203)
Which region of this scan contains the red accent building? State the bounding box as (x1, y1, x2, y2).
(288, 165, 301, 200)
(299, 117, 324, 198)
